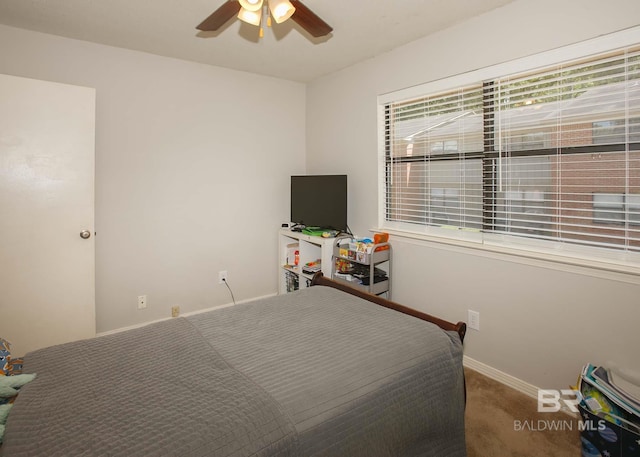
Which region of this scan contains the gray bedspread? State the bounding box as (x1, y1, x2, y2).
(2, 286, 466, 457)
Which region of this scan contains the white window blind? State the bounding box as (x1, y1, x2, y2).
(383, 44, 640, 254)
(385, 85, 485, 230)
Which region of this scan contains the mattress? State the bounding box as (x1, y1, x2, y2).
(1, 285, 466, 456)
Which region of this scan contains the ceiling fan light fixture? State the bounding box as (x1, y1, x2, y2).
(238, 0, 263, 12)
(196, 0, 331, 38)
(237, 7, 262, 26)
(268, 0, 295, 24)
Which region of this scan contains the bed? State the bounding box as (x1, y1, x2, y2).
(1, 273, 467, 457)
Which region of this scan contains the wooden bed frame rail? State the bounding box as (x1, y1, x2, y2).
(310, 272, 467, 343)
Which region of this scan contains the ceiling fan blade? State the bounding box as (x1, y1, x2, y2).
(196, 0, 241, 31)
(289, 0, 333, 37)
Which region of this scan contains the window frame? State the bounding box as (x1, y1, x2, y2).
(377, 26, 640, 276)
(592, 193, 640, 226)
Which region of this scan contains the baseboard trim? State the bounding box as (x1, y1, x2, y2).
(96, 293, 277, 338)
(464, 356, 580, 418)
(463, 355, 540, 400)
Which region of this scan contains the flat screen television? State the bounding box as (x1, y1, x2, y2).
(291, 175, 347, 232)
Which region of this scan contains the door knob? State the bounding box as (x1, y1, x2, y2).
(80, 230, 91, 239)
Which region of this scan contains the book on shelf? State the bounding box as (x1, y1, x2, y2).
(301, 259, 321, 275)
(579, 363, 640, 432)
(592, 366, 640, 410)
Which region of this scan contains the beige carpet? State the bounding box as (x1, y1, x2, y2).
(465, 368, 581, 456)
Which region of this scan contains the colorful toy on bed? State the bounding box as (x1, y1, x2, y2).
(0, 338, 23, 376)
(1, 338, 28, 407)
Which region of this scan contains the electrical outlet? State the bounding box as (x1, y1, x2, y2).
(137, 295, 147, 309)
(171, 305, 180, 318)
(468, 310, 480, 331)
(218, 270, 228, 284)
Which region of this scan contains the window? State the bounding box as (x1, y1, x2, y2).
(593, 193, 640, 226)
(593, 118, 640, 145)
(384, 85, 484, 231)
(593, 193, 625, 224)
(381, 38, 640, 261)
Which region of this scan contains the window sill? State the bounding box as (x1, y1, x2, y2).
(373, 226, 640, 285)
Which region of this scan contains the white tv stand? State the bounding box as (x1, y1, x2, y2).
(278, 229, 346, 294)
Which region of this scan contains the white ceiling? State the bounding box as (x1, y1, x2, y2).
(0, 0, 514, 82)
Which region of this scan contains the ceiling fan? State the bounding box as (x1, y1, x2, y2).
(196, 0, 333, 38)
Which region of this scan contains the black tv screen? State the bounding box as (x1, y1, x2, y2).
(291, 175, 347, 231)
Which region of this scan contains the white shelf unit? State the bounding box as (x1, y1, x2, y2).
(278, 229, 344, 294)
(332, 241, 391, 297)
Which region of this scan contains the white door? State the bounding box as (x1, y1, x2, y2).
(0, 74, 96, 357)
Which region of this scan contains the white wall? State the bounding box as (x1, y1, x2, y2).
(0, 25, 306, 333)
(306, 0, 640, 389)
